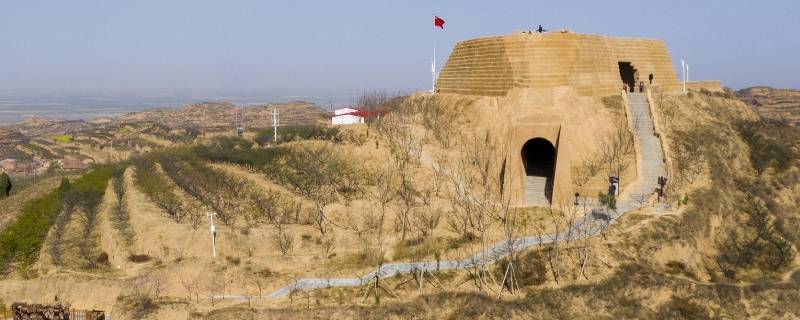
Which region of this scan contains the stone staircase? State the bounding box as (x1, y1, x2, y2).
(524, 175, 551, 206)
(618, 93, 666, 213)
(259, 92, 668, 300)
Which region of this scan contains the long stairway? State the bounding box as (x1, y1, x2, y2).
(259, 92, 669, 300)
(616, 93, 666, 213)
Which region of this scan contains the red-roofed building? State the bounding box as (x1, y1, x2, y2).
(331, 108, 366, 126)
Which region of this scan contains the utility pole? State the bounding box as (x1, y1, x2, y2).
(236, 104, 244, 136)
(207, 212, 218, 257)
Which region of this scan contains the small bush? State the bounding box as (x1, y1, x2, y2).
(128, 254, 152, 263)
(120, 294, 157, 319)
(495, 250, 548, 289)
(598, 191, 617, 211)
(0, 172, 11, 198)
(96, 252, 110, 266)
(273, 230, 294, 255)
(655, 296, 710, 320)
(254, 125, 339, 146)
(257, 268, 273, 277)
(664, 260, 696, 279)
(601, 95, 624, 110)
(225, 255, 241, 266)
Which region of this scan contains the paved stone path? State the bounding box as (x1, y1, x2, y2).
(219, 93, 667, 301)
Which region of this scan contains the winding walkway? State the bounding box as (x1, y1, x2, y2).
(221, 93, 667, 301)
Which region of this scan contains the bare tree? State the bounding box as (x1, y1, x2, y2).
(437, 131, 512, 291)
(532, 194, 583, 285)
(497, 207, 526, 296)
(670, 127, 707, 186)
(597, 119, 636, 184)
(376, 112, 423, 241)
(129, 272, 153, 300)
(186, 202, 204, 230)
(151, 272, 169, 301)
(250, 276, 265, 300)
(571, 155, 601, 189)
(180, 275, 201, 303)
(358, 91, 403, 125)
(416, 96, 462, 148)
(321, 234, 336, 254)
(207, 272, 226, 306)
(273, 143, 366, 236)
(274, 229, 295, 255)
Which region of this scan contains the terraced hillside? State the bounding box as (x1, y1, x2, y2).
(736, 86, 800, 127)
(117, 101, 331, 128)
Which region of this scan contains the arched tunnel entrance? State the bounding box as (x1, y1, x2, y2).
(521, 138, 555, 206)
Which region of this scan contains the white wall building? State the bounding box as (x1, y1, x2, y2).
(331, 107, 365, 126)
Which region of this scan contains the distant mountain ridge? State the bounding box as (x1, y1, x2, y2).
(117, 101, 332, 128)
(736, 86, 800, 127)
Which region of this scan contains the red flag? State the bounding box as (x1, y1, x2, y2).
(434, 16, 445, 29)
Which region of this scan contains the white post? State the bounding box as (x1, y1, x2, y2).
(272, 108, 278, 142)
(681, 59, 686, 93)
(207, 212, 217, 257)
(686, 63, 690, 85)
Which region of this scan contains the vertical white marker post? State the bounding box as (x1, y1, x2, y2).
(686, 63, 690, 86)
(681, 59, 686, 94)
(272, 108, 279, 142)
(207, 212, 217, 257)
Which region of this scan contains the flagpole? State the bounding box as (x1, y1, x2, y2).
(432, 14, 436, 94)
(432, 41, 436, 94)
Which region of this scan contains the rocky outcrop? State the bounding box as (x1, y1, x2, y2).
(736, 86, 800, 127)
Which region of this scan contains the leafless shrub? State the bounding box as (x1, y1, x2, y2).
(151, 272, 169, 300)
(358, 91, 404, 124)
(571, 154, 602, 189)
(321, 234, 336, 254)
(180, 275, 201, 303)
(274, 229, 295, 255)
(186, 203, 204, 230)
(377, 112, 424, 241)
(416, 97, 462, 148)
(413, 207, 442, 240)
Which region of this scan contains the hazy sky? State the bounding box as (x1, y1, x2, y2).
(1, 0, 798, 97)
